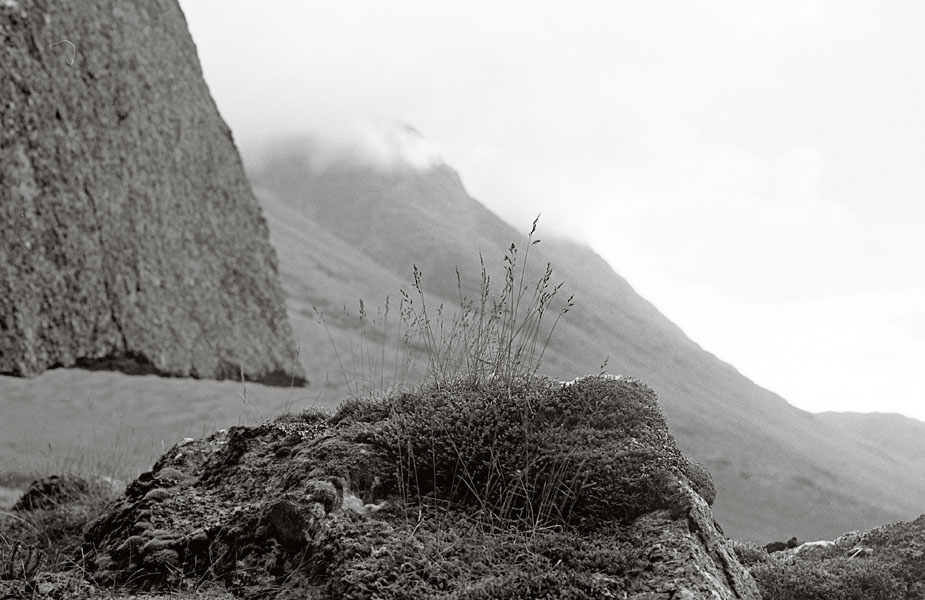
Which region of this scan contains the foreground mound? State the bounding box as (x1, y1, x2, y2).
(83, 376, 758, 599)
(0, 0, 302, 383)
(748, 514, 925, 599)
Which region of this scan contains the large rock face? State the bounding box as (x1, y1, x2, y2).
(82, 376, 759, 599)
(0, 0, 303, 383)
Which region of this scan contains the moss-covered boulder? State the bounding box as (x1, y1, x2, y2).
(364, 375, 717, 525)
(0, 0, 303, 383)
(82, 376, 758, 599)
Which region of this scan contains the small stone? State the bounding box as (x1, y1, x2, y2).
(143, 549, 179, 567)
(154, 467, 185, 486)
(307, 502, 326, 521)
(144, 528, 180, 539)
(93, 553, 113, 571)
(141, 538, 176, 554)
(132, 520, 153, 532)
(261, 500, 306, 549)
(187, 530, 210, 548)
(305, 479, 340, 513)
(144, 488, 171, 502)
(115, 535, 146, 555)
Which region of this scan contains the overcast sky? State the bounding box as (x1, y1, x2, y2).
(179, 1, 925, 422)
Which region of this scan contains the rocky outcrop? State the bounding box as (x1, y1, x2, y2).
(0, 0, 303, 383)
(82, 376, 759, 599)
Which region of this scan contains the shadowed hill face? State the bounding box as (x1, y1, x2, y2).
(253, 142, 514, 303)
(249, 139, 925, 542)
(0, 0, 302, 383)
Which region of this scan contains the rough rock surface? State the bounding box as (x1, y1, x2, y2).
(0, 0, 303, 383)
(83, 376, 759, 599)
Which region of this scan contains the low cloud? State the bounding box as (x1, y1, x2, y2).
(269, 120, 444, 174)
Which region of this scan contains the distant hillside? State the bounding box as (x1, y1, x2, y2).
(249, 135, 925, 542)
(816, 411, 925, 473)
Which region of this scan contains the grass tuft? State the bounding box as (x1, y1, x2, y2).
(404, 215, 573, 390)
(315, 216, 573, 398)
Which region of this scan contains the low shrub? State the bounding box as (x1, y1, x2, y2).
(680, 459, 716, 505)
(752, 556, 903, 600)
(730, 539, 768, 567)
(1, 475, 116, 572)
(751, 515, 925, 599)
(324, 513, 641, 599)
(342, 375, 695, 532)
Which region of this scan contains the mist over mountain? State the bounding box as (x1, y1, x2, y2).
(248, 131, 925, 542)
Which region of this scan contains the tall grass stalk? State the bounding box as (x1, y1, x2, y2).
(320, 218, 581, 537)
(400, 216, 573, 390)
(315, 216, 572, 395)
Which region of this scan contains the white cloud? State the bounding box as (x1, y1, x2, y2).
(252, 120, 443, 174)
(774, 146, 825, 212)
(316, 121, 443, 173)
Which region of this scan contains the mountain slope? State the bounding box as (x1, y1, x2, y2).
(816, 411, 925, 474)
(249, 138, 925, 541)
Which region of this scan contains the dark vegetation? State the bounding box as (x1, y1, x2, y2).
(362, 376, 716, 528)
(742, 516, 925, 599)
(0, 475, 119, 598)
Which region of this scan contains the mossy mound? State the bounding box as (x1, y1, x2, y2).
(751, 514, 925, 600)
(361, 375, 716, 526)
(82, 376, 756, 599)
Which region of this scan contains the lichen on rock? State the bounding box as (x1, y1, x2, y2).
(0, 0, 303, 383)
